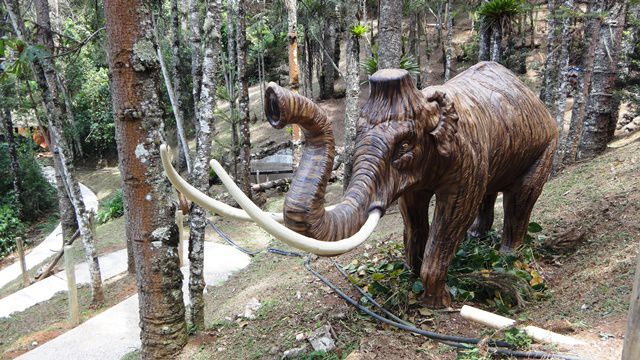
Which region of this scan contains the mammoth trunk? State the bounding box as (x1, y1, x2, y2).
(265, 83, 372, 241)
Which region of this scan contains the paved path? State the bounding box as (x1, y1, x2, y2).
(16, 242, 250, 360)
(0, 184, 98, 290)
(0, 248, 129, 318)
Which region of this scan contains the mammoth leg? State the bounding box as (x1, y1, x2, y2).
(501, 144, 555, 252)
(399, 190, 433, 276)
(468, 192, 498, 239)
(420, 188, 483, 308)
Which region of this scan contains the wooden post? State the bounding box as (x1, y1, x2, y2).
(16, 237, 29, 286)
(176, 210, 185, 266)
(64, 245, 80, 326)
(622, 248, 640, 359)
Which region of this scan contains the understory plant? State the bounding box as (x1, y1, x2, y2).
(97, 189, 124, 224)
(344, 222, 547, 317)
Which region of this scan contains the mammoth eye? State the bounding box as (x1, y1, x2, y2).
(392, 139, 415, 169)
(397, 140, 413, 154)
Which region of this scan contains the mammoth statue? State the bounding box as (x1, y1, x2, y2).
(160, 61, 557, 308)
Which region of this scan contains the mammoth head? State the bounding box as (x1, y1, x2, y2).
(158, 69, 459, 257)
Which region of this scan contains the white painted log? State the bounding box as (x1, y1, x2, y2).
(460, 305, 586, 348)
(460, 305, 516, 329)
(523, 326, 586, 347)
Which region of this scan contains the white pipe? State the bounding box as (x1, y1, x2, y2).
(160, 144, 284, 223)
(460, 305, 516, 330)
(460, 305, 586, 348)
(210, 159, 381, 256)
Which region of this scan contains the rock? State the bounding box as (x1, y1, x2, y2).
(308, 324, 336, 352)
(330, 312, 346, 320)
(282, 345, 307, 359)
(345, 351, 363, 360)
(296, 333, 305, 341)
(239, 298, 262, 320)
(269, 346, 279, 355)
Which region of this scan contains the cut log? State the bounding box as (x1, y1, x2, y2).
(35, 229, 80, 281)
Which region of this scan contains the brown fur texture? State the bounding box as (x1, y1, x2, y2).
(265, 62, 557, 308)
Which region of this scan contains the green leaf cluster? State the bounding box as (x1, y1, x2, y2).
(97, 189, 124, 224)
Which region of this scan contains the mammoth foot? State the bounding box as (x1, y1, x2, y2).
(421, 286, 452, 309)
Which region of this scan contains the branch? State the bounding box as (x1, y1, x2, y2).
(308, 30, 344, 79)
(50, 27, 105, 59)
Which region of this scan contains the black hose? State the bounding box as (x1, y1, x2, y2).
(207, 219, 262, 256)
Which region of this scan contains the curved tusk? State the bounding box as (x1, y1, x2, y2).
(160, 144, 284, 222)
(210, 159, 381, 256)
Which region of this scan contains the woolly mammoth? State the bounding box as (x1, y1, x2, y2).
(160, 61, 557, 308)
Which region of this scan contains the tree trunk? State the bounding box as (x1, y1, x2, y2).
(320, 17, 336, 99)
(622, 243, 640, 360)
(343, 0, 360, 191)
(285, 0, 303, 168)
(189, 0, 203, 124)
(305, 31, 314, 98)
(541, 0, 559, 110)
(104, 0, 187, 357)
(378, 0, 402, 69)
(188, 0, 222, 330)
(577, 1, 627, 160)
(562, 0, 600, 165)
(236, 0, 252, 199)
(225, 0, 239, 179)
(4, 0, 79, 243)
(171, 0, 190, 173)
(27, 0, 104, 305)
(444, 0, 453, 81)
(2, 107, 22, 218)
(553, 0, 573, 150)
(478, 0, 491, 62)
(156, 20, 192, 174)
(490, 20, 502, 63)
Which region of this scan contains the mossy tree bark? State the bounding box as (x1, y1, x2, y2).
(343, 0, 360, 190)
(104, 0, 187, 357)
(378, 0, 401, 69)
(188, 0, 222, 330)
(237, 0, 252, 199)
(578, 0, 627, 160)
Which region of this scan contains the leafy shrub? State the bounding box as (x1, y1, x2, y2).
(97, 189, 124, 224)
(361, 54, 420, 77)
(0, 204, 24, 256)
(0, 140, 56, 221)
(350, 24, 368, 38)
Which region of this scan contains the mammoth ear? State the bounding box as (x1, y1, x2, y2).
(426, 89, 459, 157)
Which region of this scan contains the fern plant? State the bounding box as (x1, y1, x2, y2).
(361, 54, 420, 76)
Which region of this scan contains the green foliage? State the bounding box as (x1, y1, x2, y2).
(96, 189, 124, 224)
(447, 223, 547, 314)
(503, 327, 533, 349)
(349, 24, 368, 38)
(477, 0, 522, 22)
(361, 54, 420, 77)
(456, 348, 491, 360)
(0, 204, 25, 257)
(0, 141, 56, 222)
(343, 241, 419, 315)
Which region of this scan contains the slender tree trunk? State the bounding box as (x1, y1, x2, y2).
(444, 0, 453, 81)
(188, 0, 222, 330)
(541, 0, 559, 110)
(190, 0, 203, 125)
(416, 12, 423, 88)
(419, 14, 429, 86)
(285, 0, 302, 168)
(5, 0, 78, 244)
(478, 0, 491, 61)
(562, 0, 599, 165)
(225, 0, 239, 179)
(236, 0, 252, 199)
(156, 19, 192, 174)
(378, 0, 402, 69)
(171, 0, 189, 173)
(343, 0, 360, 190)
(578, 0, 627, 160)
(104, 0, 187, 357)
(56, 73, 84, 159)
(23, 0, 104, 305)
(305, 31, 314, 98)
(320, 17, 336, 99)
(622, 242, 640, 360)
(2, 107, 22, 218)
(490, 21, 502, 63)
(553, 0, 573, 148)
